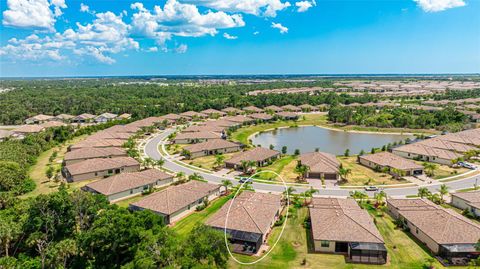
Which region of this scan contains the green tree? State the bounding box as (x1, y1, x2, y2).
(417, 187, 431, 198)
(281, 146, 287, 154)
(438, 184, 449, 203)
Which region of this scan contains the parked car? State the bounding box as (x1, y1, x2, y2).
(458, 162, 477, 170)
(365, 186, 379, 191)
(239, 177, 252, 184)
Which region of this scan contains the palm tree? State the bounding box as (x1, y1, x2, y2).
(295, 164, 310, 181)
(303, 187, 318, 205)
(339, 167, 352, 181)
(189, 173, 203, 181)
(438, 184, 449, 203)
(155, 159, 165, 168)
(374, 191, 386, 208)
(240, 160, 255, 174)
(221, 179, 233, 194)
(214, 154, 225, 169)
(176, 172, 186, 181)
(143, 157, 154, 168)
(422, 162, 438, 177)
(350, 190, 368, 204)
(283, 186, 296, 201)
(417, 187, 431, 198)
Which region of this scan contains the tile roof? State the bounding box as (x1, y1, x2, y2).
(162, 113, 183, 120)
(222, 107, 243, 113)
(276, 111, 299, 118)
(281, 105, 301, 111)
(55, 114, 74, 120)
(65, 157, 139, 176)
(175, 131, 221, 140)
(437, 128, 480, 147)
(183, 124, 225, 133)
(224, 115, 254, 123)
(64, 147, 127, 161)
(299, 104, 316, 110)
(309, 198, 384, 243)
(41, 121, 66, 128)
(128, 117, 163, 128)
(242, 106, 263, 112)
(249, 113, 273, 121)
(451, 190, 480, 204)
(225, 147, 280, 165)
(184, 139, 241, 153)
(70, 138, 125, 150)
(180, 111, 208, 118)
(14, 125, 45, 133)
(206, 191, 282, 235)
(360, 152, 424, 170)
(264, 105, 283, 112)
(130, 180, 220, 215)
(74, 113, 96, 120)
(387, 198, 439, 212)
(417, 138, 477, 153)
(96, 113, 118, 119)
(27, 114, 54, 121)
(85, 169, 173, 195)
(392, 199, 480, 244)
(299, 152, 340, 174)
(104, 124, 141, 134)
(393, 143, 463, 160)
(204, 119, 240, 127)
(200, 108, 226, 116)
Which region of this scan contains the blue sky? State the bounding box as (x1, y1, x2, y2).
(0, 0, 479, 77)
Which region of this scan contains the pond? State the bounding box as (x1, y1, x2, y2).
(251, 126, 414, 155)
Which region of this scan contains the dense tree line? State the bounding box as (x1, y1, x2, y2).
(0, 79, 378, 124)
(0, 187, 229, 268)
(327, 106, 468, 131)
(0, 121, 128, 195)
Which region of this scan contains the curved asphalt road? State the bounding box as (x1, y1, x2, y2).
(144, 129, 480, 197)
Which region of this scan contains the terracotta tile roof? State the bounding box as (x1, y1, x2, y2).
(41, 121, 66, 128)
(175, 131, 221, 140)
(222, 107, 243, 113)
(105, 125, 141, 134)
(281, 105, 301, 111)
(393, 143, 463, 160)
(117, 113, 132, 119)
(162, 113, 183, 120)
(55, 114, 74, 120)
(65, 157, 139, 176)
(393, 199, 480, 244)
(451, 190, 480, 204)
(309, 198, 384, 243)
(437, 128, 480, 147)
(130, 181, 220, 215)
(74, 113, 96, 120)
(299, 152, 340, 174)
(276, 111, 299, 118)
(183, 124, 225, 133)
(242, 106, 263, 112)
(64, 147, 127, 161)
(0, 130, 13, 139)
(359, 152, 424, 170)
(85, 169, 173, 195)
(249, 113, 273, 121)
(70, 138, 125, 150)
(180, 111, 208, 118)
(200, 109, 226, 116)
(417, 138, 477, 153)
(204, 119, 239, 127)
(387, 198, 439, 212)
(264, 105, 283, 112)
(14, 125, 45, 133)
(299, 104, 316, 110)
(224, 115, 254, 123)
(96, 113, 117, 119)
(88, 130, 132, 140)
(27, 114, 54, 121)
(184, 139, 241, 153)
(127, 117, 163, 128)
(225, 147, 280, 166)
(206, 191, 282, 235)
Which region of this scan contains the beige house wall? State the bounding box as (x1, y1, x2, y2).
(190, 145, 241, 159)
(313, 240, 336, 253)
(64, 153, 128, 165)
(392, 149, 453, 166)
(401, 215, 440, 254)
(451, 196, 470, 211)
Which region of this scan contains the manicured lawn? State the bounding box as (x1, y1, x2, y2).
(23, 135, 87, 198)
(254, 156, 297, 182)
(172, 195, 231, 237)
(229, 205, 447, 269)
(338, 156, 407, 186)
(430, 164, 469, 180)
(184, 153, 236, 170)
(166, 143, 187, 155)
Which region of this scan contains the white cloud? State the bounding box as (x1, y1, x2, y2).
(295, 0, 315, 12)
(175, 44, 188, 53)
(271, 22, 288, 34)
(1, 11, 137, 64)
(80, 3, 89, 13)
(223, 33, 238, 39)
(183, 0, 291, 17)
(147, 46, 158, 52)
(130, 0, 245, 46)
(2, 0, 67, 31)
(253, 31, 260, 35)
(414, 0, 466, 12)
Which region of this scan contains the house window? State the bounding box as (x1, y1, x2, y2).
(94, 172, 98, 176)
(416, 228, 419, 234)
(130, 190, 133, 194)
(320, 241, 330, 248)
(108, 169, 113, 174)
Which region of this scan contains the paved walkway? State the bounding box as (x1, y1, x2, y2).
(143, 128, 480, 197)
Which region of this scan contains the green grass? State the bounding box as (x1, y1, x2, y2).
(254, 156, 296, 181)
(172, 195, 231, 237)
(456, 187, 480, 192)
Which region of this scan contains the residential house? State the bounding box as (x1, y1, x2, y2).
(225, 147, 280, 170)
(242, 106, 263, 114)
(63, 156, 140, 182)
(173, 131, 222, 144)
(436, 128, 480, 147)
(281, 105, 301, 112)
(299, 104, 318, 112)
(387, 198, 480, 262)
(63, 147, 128, 165)
(392, 143, 463, 166)
(182, 124, 226, 134)
(224, 115, 254, 124)
(180, 111, 208, 119)
(206, 191, 283, 254)
(264, 105, 283, 113)
(416, 138, 477, 153)
(12, 125, 45, 138)
(200, 109, 227, 118)
(222, 107, 243, 115)
(275, 111, 299, 120)
(309, 198, 387, 264)
(298, 152, 340, 180)
(68, 138, 125, 151)
(358, 152, 424, 177)
(72, 113, 96, 124)
(183, 139, 242, 159)
(129, 180, 223, 224)
(54, 114, 75, 123)
(451, 191, 480, 217)
(95, 113, 118, 123)
(82, 169, 174, 202)
(0, 130, 13, 141)
(116, 113, 132, 120)
(41, 121, 66, 129)
(25, 114, 54, 124)
(248, 113, 274, 122)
